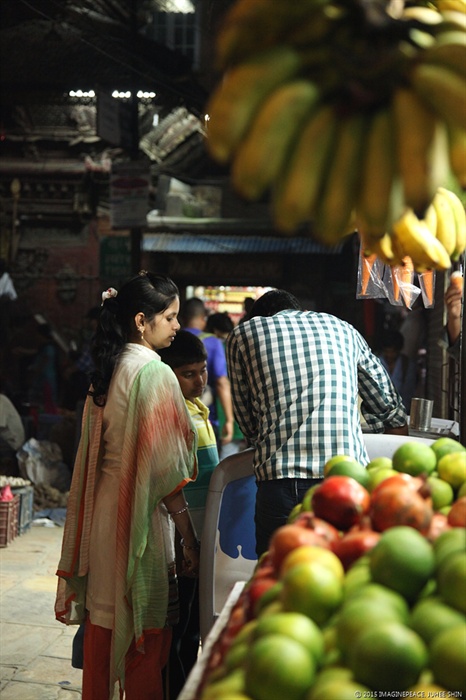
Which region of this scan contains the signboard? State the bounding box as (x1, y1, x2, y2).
(100, 236, 131, 282)
(110, 162, 150, 228)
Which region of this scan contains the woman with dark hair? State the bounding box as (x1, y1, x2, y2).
(55, 271, 199, 700)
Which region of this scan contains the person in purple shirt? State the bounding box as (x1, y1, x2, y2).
(180, 297, 234, 449)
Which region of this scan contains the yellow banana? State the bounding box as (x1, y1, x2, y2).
(401, 6, 442, 23)
(409, 62, 466, 129)
(437, 186, 466, 259)
(205, 46, 301, 164)
(447, 123, 466, 187)
(418, 31, 466, 79)
(439, 10, 466, 30)
(312, 112, 368, 246)
(231, 80, 321, 201)
(436, 0, 466, 13)
(431, 188, 457, 255)
(423, 203, 438, 235)
(391, 86, 449, 217)
(356, 107, 396, 238)
(216, 0, 331, 69)
(392, 209, 452, 271)
(272, 103, 337, 233)
(360, 230, 404, 267)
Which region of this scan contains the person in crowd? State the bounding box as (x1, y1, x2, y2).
(55, 272, 200, 700)
(240, 296, 255, 323)
(75, 306, 100, 380)
(205, 311, 234, 341)
(27, 322, 61, 414)
(444, 273, 463, 361)
(0, 375, 25, 476)
(159, 330, 219, 699)
(226, 289, 409, 557)
(180, 297, 234, 449)
(377, 329, 414, 412)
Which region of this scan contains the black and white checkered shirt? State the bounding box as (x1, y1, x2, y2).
(226, 310, 407, 480)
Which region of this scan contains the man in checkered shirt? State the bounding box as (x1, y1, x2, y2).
(226, 289, 408, 556)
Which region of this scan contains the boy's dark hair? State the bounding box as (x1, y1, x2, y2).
(159, 330, 207, 369)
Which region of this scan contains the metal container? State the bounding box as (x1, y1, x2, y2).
(410, 398, 434, 432)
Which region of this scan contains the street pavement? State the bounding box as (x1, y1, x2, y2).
(0, 522, 82, 699)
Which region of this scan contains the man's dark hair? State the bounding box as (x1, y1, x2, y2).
(179, 297, 206, 326)
(159, 330, 207, 369)
(205, 312, 234, 335)
(248, 289, 302, 319)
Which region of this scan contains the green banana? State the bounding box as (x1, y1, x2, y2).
(231, 80, 321, 201)
(392, 209, 451, 271)
(272, 103, 337, 233)
(313, 112, 368, 246)
(391, 86, 449, 217)
(410, 62, 466, 129)
(418, 30, 466, 79)
(438, 186, 466, 259)
(432, 188, 458, 255)
(205, 46, 301, 165)
(356, 107, 396, 238)
(447, 124, 466, 188)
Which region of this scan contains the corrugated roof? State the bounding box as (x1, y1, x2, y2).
(143, 233, 344, 254)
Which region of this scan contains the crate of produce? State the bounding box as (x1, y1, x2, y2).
(12, 485, 34, 535)
(0, 495, 20, 547)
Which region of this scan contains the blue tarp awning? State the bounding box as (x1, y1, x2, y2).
(143, 233, 344, 255)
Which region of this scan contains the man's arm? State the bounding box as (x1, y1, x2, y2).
(216, 375, 234, 444)
(357, 333, 408, 433)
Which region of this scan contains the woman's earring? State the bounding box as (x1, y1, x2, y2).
(140, 329, 144, 341)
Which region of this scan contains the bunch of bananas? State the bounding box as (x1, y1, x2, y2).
(205, 0, 466, 269)
(363, 186, 466, 271)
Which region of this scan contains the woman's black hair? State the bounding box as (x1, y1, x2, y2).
(89, 272, 179, 405)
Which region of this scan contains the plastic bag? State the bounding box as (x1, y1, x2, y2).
(356, 246, 387, 299)
(16, 437, 71, 492)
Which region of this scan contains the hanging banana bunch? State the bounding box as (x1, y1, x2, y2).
(205, 0, 466, 271)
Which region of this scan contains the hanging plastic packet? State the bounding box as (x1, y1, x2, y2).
(418, 270, 436, 308)
(356, 244, 386, 299)
(385, 257, 421, 309)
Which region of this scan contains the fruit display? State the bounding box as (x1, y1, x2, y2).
(195, 437, 466, 699)
(206, 0, 466, 270)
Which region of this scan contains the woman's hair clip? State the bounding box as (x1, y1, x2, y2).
(101, 287, 118, 305)
(138, 270, 148, 276)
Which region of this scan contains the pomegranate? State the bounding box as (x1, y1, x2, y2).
(448, 496, 466, 528)
(332, 524, 381, 570)
(293, 511, 341, 546)
(268, 523, 330, 571)
(369, 480, 433, 534)
(426, 512, 452, 542)
(311, 476, 370, 531)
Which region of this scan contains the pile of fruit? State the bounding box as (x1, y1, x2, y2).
(206, 0, 466, 270)
(196, 437, 466, 699)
